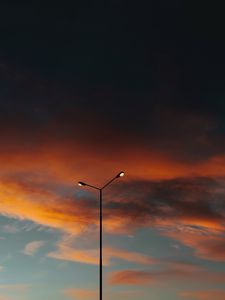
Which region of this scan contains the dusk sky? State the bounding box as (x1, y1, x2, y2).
(1, 2, 225, 300)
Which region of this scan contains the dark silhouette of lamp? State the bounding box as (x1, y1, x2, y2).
(78, 171, 125, 300)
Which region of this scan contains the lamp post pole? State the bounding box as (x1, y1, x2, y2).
(78, 171, 125, 300)
(99, 188, 102, 300)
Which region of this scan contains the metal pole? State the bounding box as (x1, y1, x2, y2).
(99, 189, 102, 300)
(78, 172, 124, 300)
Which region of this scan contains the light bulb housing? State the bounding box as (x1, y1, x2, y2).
(78, 181, 86, 186)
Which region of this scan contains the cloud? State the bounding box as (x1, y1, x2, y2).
(48, 246, 99, 265)
(110, 176, 225, 235)
(2, 70, 225, 191)
(109, 269, 157, 285)
(64, 288, 140, 300)
(64, 288, 97, 300)
(0, 284, 30, 300)
(48, 236, 156, 266)
(2, 104, 225, 189)
(0, 157, 225, 266)
(164, 229, 225, 262)
(108, 260, 204, 285)
(180, 290, 225, 300)
(0, 172, 225, 268)
(0, 284, 30, 292)
(104, 247, 157, 265)
(2, 224, 19, 234)
(0, 179, 98, 235)
(23, 241, 45, 256)
(108, 264, 225, 286)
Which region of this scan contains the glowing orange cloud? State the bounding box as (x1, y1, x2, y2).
(0, 178, 142, 236)
(0, 127, 225, 250)
(109, 269, 157, 285)
(0, 171, 225, 249)
(2, 128, 225, 187)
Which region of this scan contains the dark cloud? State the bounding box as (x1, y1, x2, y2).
(104, 176, 225, 231)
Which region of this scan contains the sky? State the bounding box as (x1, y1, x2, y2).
(0, 1, 225, 300)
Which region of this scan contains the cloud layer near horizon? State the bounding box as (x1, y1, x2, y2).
(0, 93, 225, 288)
(1, 173, 225, 268)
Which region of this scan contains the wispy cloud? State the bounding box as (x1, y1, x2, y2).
(23, 241, 45, 256)
(0, 284, 30, 300)
(64, 288, 97, 300)
(2, 224, 19, 234)
(48, 237, 156, 266)
(164, 229, 225, 261)
(0, 284, 30, 292)
(108, 262, 225, 285)
(180, 289, 225, 300)
(64, 288, 142, 300)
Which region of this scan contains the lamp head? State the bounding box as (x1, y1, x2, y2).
(78, 181, 86, 186)
(116, 171, 125, 178)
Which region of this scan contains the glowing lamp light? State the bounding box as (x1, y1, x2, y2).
(116, 171, 125, 178)
(78, 181, 86, 186)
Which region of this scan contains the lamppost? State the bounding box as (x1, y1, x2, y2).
(78, 171, 125, 300)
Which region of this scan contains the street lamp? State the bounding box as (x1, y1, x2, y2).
(78, 171, 125, 300)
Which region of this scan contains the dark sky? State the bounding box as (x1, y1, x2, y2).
(1, 1, 225, 104)
(1, 2, 225, 157)
(1, 1, 225, 169)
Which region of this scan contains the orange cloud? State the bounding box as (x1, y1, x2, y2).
(3, 121, 225, 187)
(0, 180, 97, 235)
(64, 288, 97, 300)
(64, 288, 140, 300)
(0, 177, 140, 236)
(1, 139, 225, 260)
(1, 171, 225, 255)
(1, 100, 225, 196)
(180, 290, 225, 300)
(105, 247, 156, 265)
(109, 269, 157, 285)
(48, 246, 99, 265)
(164, 229, 225, 261)
(108, 266, 225, 286)
(48, 236, 157, 266)
(108, 261, 204, 285)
